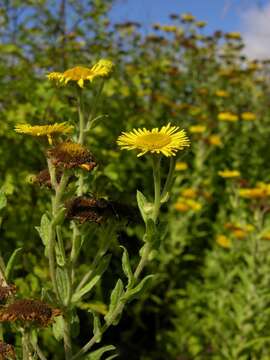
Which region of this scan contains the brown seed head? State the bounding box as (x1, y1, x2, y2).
(33, 169, 63, 188)
(0, 283, 16, 302)
(0, 299, 61, 327)
(0, 340, 16, 360)
(47, 142, 96, 171)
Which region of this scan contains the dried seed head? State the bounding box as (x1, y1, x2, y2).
(0, 299, 61, 327)
(0, 282, 16, 302)
(47, 142, 96, 171)
(33, 169, 63, 188)
(66, 196, 138, 224)
(66, 196, 108, 224)
(0, 340, 16, 360)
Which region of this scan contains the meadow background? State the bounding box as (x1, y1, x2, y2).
(2, 0, 270, 359)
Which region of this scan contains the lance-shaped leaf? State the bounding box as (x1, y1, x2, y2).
(5, 248, 22, 281)
(105, 279, 124, 325)
(56, 267, 70, 305)
(120, 246, 134, 288)
(121, 275, 154, 303)
(0, 191, 7, 210)
(72, 254, 111, 303)
(136, 190, 153, 223)
(93, 312, 102, 343)
(35, 214, 50, 256)
(85, 345, 116, 360)
(53, 315, 65, 341)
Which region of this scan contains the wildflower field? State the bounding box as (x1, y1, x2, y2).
(1, 1, 270, 359)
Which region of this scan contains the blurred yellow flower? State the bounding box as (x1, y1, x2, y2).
(181, 188, 197, 199)
(216, 235, 231, 248)
(117, 123, 190, 157)
(215, 90, 230, 98)
(175, 198, 202, 212)
(239, 183, 270, 199)
(225, 32, 242, 40)
(218, 112, 238, 122)
(218, 170, 240, 178)
(196, 21, 207, 28)
(181, 13, 195, 22)
(241, 112, 256, 121)
(189, 125, 207, 133)
(175, 162, 188, 171)
(208, 134, 222, 146)
(47, 59, 114, 88)
(14, 122, 74, 145)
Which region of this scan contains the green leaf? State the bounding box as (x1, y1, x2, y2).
(85, 345, 116, 360)
(0, 191, 7, 211)
(137, 190, 153, 223)
(121, 275, 154, 302)
(5, 248, 22, 281)
(52, 315, 65, 341)
(35, 214, 50, 256)
(93, 312, 102, 343)
(72, 255, 111, 303)
(145, 219, 156, 242)
(56, 267, 69, 305)
(105, 279, 124, 325)
(120, 246, 134, 288)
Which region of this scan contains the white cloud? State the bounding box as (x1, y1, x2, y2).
(241, 2, 270, 59)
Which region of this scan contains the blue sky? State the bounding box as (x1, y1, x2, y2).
(110, 0, 269, 34)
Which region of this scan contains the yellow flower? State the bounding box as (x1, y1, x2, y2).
(181, 13, 195, 22)
(239, 183, 270, 199)
(215, 90, 230, 98)
(189, 125, 207, 133)
(218, 170, 241, 178)
(196, 21, 207, 28)
(181, 188, 197, 199)
(208, 134, 222, 146)
(47, 59, 114, 88)
(117, 123, 190, 157)
(174, 198, 202, 212)
(225, 32, 242, 40)
(14, 122, 74, 144)
(218, 112, 238, 122)
(216, 235, 231, 248)
(175, 162, 188, 171)
(241, 112, 256, 121)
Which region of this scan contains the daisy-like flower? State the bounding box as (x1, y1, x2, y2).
(15, 122, 74, 145)
(47, 59, 114, 88)
(216, 235, 231, 249)
(117, 123, 190, 157)
(218, 170, 241, 178)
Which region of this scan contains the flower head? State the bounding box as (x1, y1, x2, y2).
(218, 112, 238, 122)
(47, 142, 96, 171)
(117, 123, 190, 157)
(216, 235, 231, 248)
(47, 59, 114, 88)
(218, 170, 241, 178)
(241, 112, 256, 121)
(0, 340, 16, 360)
(0, 282, 16, 302)
(0, 299, 61, 327)
(175, 162, 188, 171)
(15, 122, 74, 145)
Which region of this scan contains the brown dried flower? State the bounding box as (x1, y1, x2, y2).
(47, 142, 96, 171)
(66, 196, 138, 224)
(66, 196, 108, 224)
(0, 299, 61, 327)
(33, 169, 63, 188)
(0, 282, 16, 302)
(0, 340, 16, 360)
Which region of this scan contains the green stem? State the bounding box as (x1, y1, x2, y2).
(78, 90, 85, 145)
(152, 156, 161, 223)
(63, 317, 72, 360)
(22, 330, 31, 360)
(161, 157, 176, 201)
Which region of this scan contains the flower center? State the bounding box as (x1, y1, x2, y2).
(63, 66, 92, 80)
(137, 133, 171, 149)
